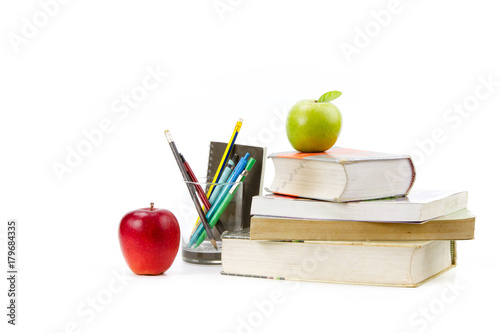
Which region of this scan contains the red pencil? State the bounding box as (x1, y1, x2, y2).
(180, 154, 226, 234)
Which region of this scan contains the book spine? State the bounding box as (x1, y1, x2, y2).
(405, 157, 417, 196)
(451, 240, 457, 265)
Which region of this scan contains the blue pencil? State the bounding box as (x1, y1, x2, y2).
(188, 153, 250, 247)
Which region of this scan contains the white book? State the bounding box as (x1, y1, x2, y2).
(221, 229, 456, 287)
(250, 190, 468, 223)
(268, 148, 416, 202)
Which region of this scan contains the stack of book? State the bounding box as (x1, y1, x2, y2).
(221, 147, 475, 287)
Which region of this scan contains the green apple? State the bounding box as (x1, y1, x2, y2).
(286, 91, 343, 152)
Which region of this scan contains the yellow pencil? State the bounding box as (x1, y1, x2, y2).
(189, 118, 243, 235)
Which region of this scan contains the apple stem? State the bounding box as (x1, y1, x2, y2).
(150, 202, 154, 211)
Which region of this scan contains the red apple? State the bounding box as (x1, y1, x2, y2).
(119, 203, 180, 275)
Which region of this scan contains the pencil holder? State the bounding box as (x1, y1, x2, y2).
(177, 177, 244, 264)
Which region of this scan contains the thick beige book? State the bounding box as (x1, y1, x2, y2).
(221, 229, 456, 288)
(250, 209, 475, 241)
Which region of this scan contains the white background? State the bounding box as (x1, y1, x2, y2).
(1, 0, 499, 332)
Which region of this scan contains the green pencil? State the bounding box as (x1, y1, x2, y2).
(194, 158, 256, 248)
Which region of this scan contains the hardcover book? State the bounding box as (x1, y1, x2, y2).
(267, 147, 416, 202)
